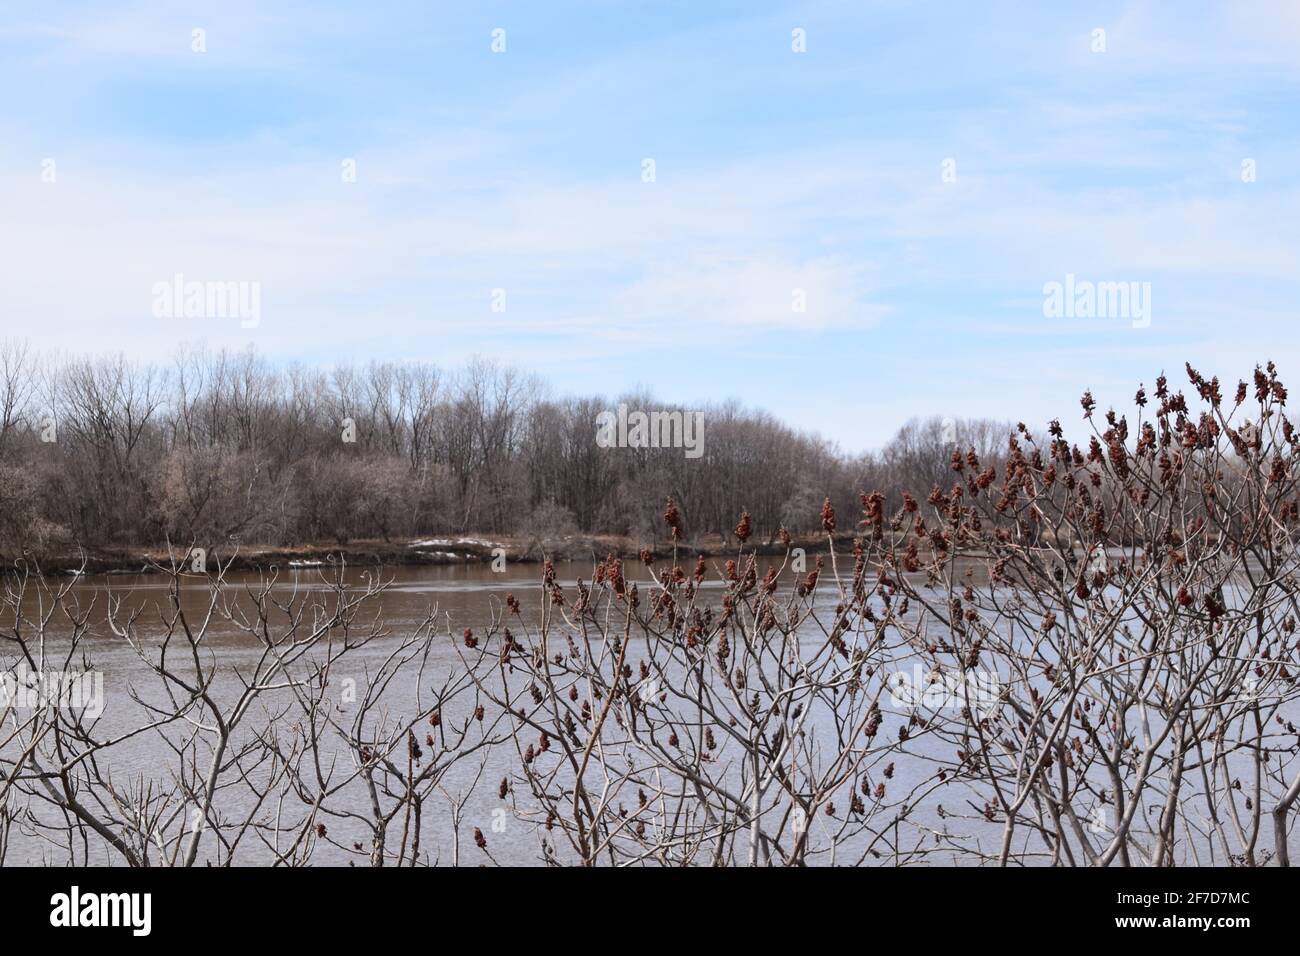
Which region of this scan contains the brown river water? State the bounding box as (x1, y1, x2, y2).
(1, 560, 1293, 866)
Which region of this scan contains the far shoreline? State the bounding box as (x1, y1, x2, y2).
(5, 531, 865, 577)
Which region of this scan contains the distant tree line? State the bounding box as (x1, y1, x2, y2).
(0, 340, 1011, 554)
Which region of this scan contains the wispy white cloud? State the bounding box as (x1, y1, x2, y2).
(0, 0, 1296, 452)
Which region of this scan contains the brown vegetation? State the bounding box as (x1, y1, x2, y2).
(3, 362, 1300, 866)
(0, 340, 1008, 561)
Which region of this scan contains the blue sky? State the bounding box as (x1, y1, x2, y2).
(1, 0, 1298, 450)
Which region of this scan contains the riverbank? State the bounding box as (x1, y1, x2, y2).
(5, 531, 864, 576)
